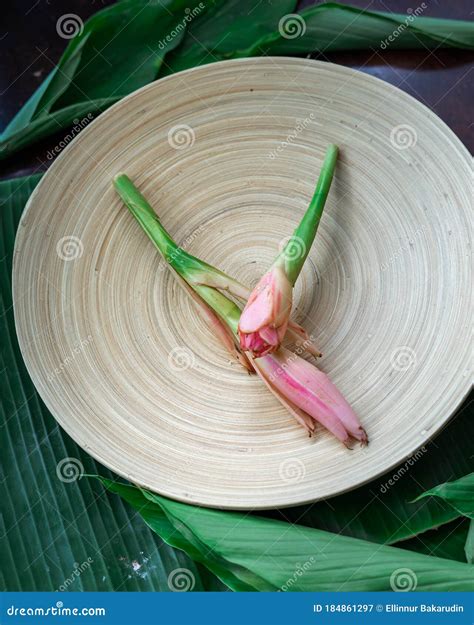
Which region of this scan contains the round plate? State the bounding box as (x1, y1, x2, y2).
(13, 58, 471, 509)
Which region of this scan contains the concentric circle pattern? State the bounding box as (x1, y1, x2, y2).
(13, 59, 471, 508)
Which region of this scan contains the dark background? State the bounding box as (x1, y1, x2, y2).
(0, 0, 472, 181)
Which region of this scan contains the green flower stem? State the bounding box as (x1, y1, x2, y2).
(277, 144, 338, 284)
(113, 173, 241, 333)
(114, 174, 177, 255)
(192, 283, 240, 335)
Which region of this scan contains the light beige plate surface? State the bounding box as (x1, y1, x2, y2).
(13, 58, 471, 509)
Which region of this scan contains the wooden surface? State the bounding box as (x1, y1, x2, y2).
(13, 58, 472, 509)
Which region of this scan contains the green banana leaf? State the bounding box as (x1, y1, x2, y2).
(0, 99, 117, 158)
(398, 518, 471, 564)
(161, 0, 297, 74)
(1, 1, 473, 159)
(0, 0, 205, 159)
(465, 520, 474, 564)
(233, 2, 474, 57)
(97, 477, 473, 591)
(413, 473, 474, 519)
(398, 470, 474, 563)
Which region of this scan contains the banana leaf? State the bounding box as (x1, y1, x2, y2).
(161, 0, 297, 74)
(0, 0, 206, 159)
(413, 473, 474, 519)
(465, 521, 474, 564)
(96, 477, 473, 591)
(1, 1, 473, 159)
(232, 2, 474, 57)
(398, 518, 471, 564)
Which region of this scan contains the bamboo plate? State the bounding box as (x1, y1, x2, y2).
(13, 58, 471, 509)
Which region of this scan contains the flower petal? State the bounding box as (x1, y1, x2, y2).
(256, 348, 366, 445)
(252, 357, 316, 436)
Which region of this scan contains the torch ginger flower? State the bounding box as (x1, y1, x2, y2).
(238, 265, 292, 357)
(239, 144, 338, 357)
(253, 348, 368, 446)
(114, 145, 368, 447)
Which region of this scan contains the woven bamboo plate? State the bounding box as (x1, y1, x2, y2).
(13, 58, 471, 509)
